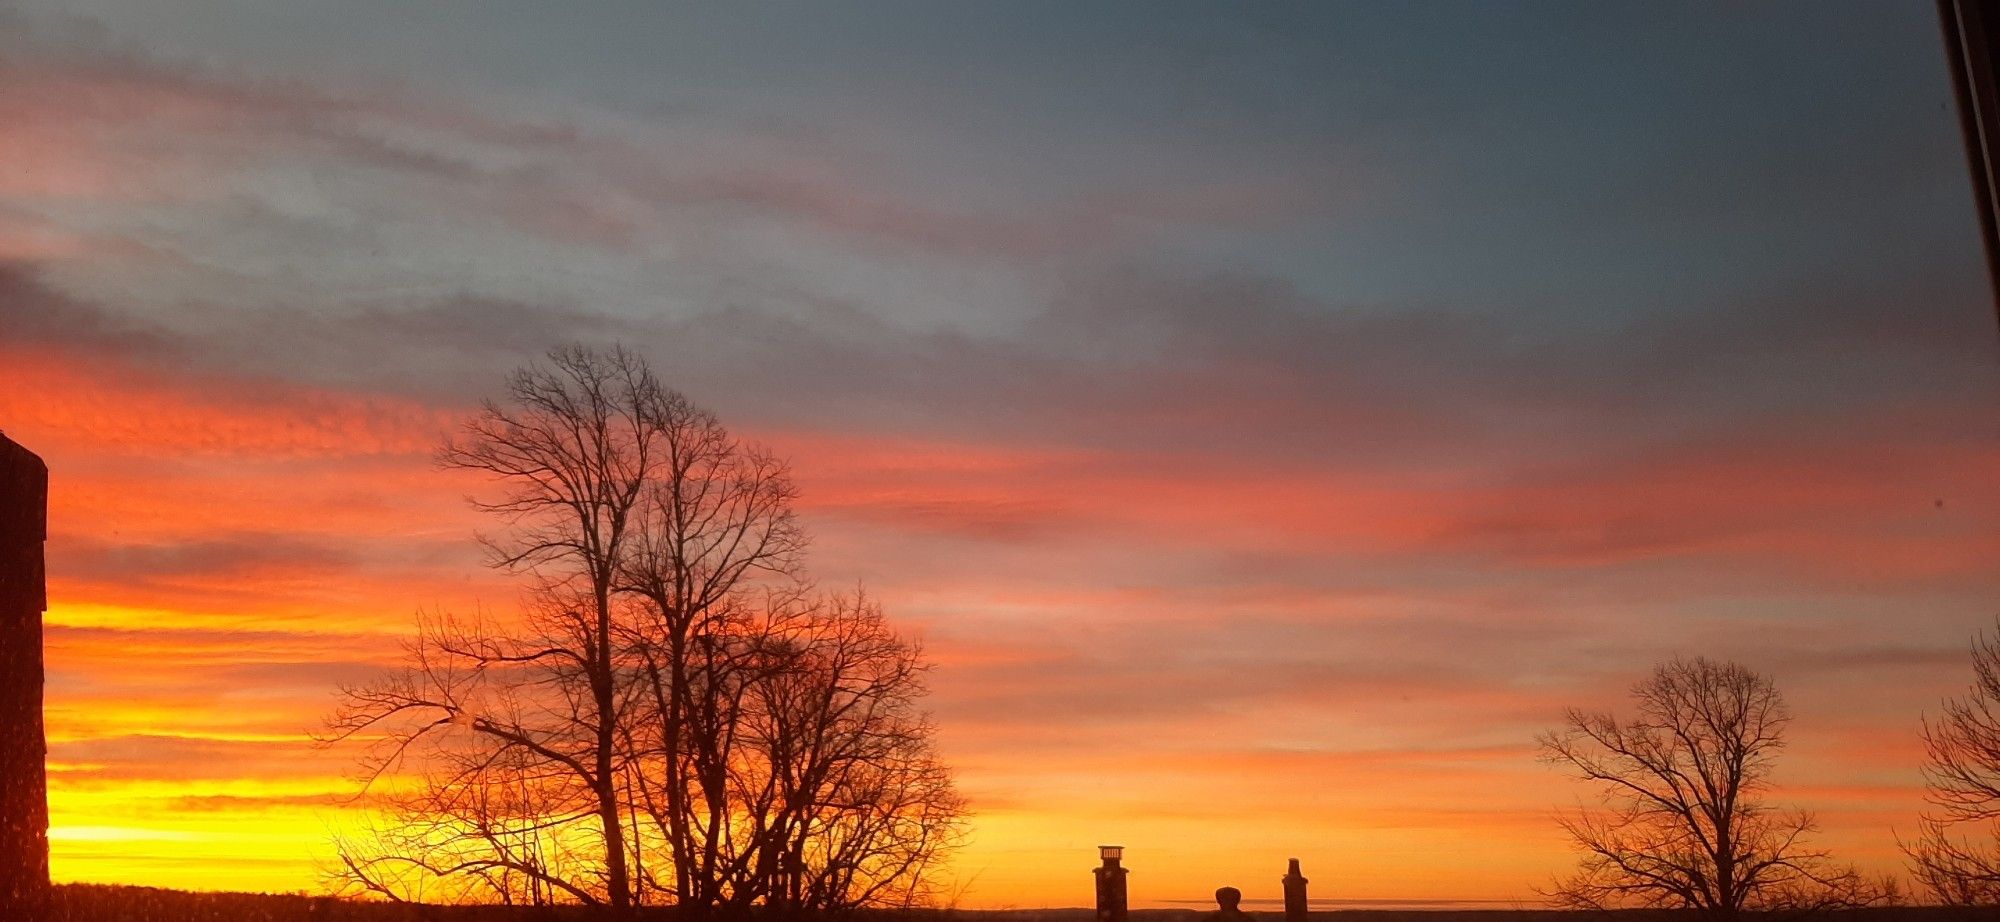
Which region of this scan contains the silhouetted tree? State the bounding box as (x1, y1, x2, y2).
(1905, 621, 2000, 905)
(1538, 656, 1877, 919)
(328, 610, 630, 907)
(725, 591, 964, 913)
(610, 385, 805, 913)
(327, 344, 964, 914)
(331, 345, 668, 909)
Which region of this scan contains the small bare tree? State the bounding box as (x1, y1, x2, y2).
(1905, 621, 2000, 905)
(1538, 656, 1874, 919)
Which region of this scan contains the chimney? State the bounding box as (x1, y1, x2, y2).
(1093, 845, 1128, 922)
(1283, 858, 1310, 922)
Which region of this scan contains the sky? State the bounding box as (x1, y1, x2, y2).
(2, 0, 1998, 909)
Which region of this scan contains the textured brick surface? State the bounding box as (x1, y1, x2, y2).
(0, 434, 48, 912)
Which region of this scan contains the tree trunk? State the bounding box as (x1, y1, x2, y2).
(596, 584, 631, 911)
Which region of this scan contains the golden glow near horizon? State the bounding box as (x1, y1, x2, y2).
(24, 421, 1967, 907)
(7, 1, 1999, 907)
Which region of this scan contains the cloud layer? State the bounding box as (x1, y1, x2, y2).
(2, 2, 1996, 907)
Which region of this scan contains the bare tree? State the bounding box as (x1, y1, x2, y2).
(325, 609, 633, 906)
(1905, 621, 2000, 905)
(727, 591, 967, 914)
(329, 664, 605, 907)
(1537, 656, 1875, 919)
(326, 344, 964, 915)
(612, 389, 805, 912)
(329, 345, 670, 910)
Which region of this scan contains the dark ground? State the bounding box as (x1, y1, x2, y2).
(42, 886, 2000, 922)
